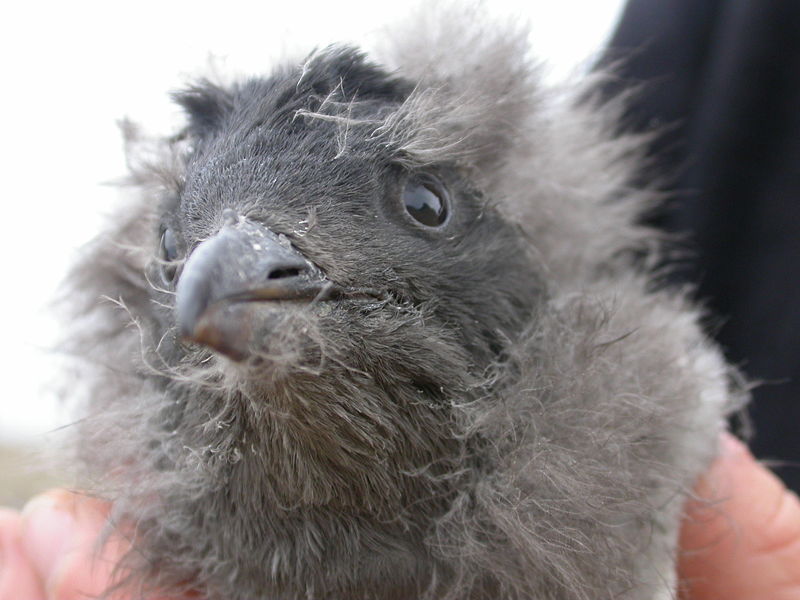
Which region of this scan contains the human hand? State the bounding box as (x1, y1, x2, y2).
(0, 490, 178, 600)
(678, 432, 800, 599)
(3, 434, 799, 600)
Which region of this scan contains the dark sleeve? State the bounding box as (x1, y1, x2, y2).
(604, 0, 800, 491)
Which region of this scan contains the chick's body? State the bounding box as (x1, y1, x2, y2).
(67, 13, 739, 600)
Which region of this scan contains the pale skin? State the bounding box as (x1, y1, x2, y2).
(1, 434, 799, 600)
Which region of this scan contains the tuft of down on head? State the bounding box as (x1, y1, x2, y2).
(62, 7, 743, 600)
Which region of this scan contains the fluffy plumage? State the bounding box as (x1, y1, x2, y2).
(64, 8, 742, 600)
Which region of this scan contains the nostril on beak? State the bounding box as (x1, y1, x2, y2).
(267, 267, 304, 280)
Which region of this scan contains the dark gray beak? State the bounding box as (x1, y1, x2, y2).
(175, 214, 331, 360)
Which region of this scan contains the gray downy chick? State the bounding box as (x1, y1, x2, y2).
(64, 11, 743, 600)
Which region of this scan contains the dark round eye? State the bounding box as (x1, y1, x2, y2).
(402, 175, 449, 228)
(159, 227, 179, 283)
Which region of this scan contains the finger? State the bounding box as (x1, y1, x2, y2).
(48, 528, 129, 600)
(679, 433, 800, 600)
(21, 490, 187, 600)
(20, 489, 124, 600)
(0, 508, 46, 600)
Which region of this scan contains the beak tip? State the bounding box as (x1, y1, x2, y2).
(178, 305, 251, 362)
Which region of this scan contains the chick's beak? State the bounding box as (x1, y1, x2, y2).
(175, 215, 330, 361)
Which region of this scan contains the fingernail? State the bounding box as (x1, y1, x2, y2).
(21, 493, 77, 583)
(719, 432, 751, 460)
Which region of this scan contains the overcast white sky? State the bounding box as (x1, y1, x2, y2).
(0, 0, 627, 443)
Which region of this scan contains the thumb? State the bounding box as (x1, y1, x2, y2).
(678, 433, 800, 600)
(20, 490, 126, 600)
(20, 490, 199, 600)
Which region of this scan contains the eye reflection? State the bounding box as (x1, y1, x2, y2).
(402, 175, 449, 228)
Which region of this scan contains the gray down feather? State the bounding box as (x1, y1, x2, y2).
(63, 8, 744, 600)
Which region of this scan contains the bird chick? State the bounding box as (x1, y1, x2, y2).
(65, 11, 741, 600)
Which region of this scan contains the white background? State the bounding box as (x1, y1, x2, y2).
(0, 0, 626, 443)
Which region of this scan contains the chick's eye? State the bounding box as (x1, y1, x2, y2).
(161, 228, 179, 262)
(159, 227, 179, 284)
(402, 175, 449, 228)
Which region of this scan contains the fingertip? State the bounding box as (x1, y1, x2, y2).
(47, 540, 123, 600)
(20, 489, 118, 600)
(36, 494, 129, 600)
(20, 491, 79, 588)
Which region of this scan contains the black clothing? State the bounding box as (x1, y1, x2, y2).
(605, 0, 800, 489)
